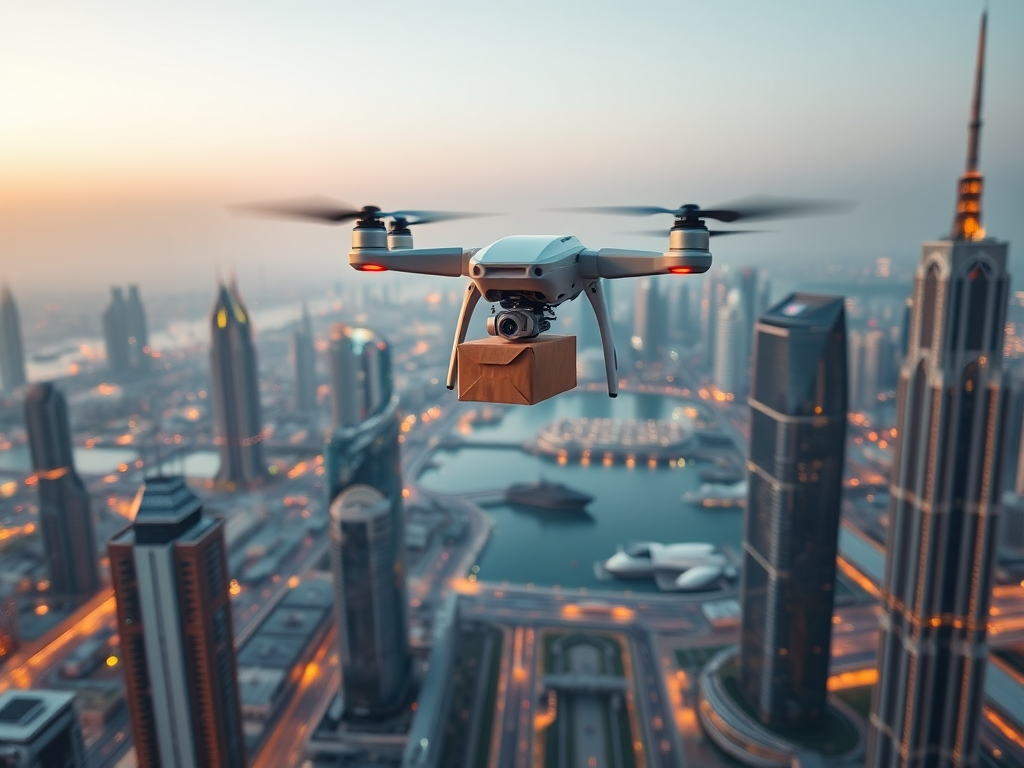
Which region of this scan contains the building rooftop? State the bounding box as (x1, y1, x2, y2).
(130, 475, 201, 526)
(761, 293, 843, 330)
(237, 634, 308, 670)
(280, 578, 333, 610)
(259, 605, 328, 637)
(0, 690, 76, 743)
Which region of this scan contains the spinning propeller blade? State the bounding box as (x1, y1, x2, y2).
(559, 195, 853, 224)
(229, 197, 499, 226)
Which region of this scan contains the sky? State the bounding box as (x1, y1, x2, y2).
(1, 0, 1022, 298)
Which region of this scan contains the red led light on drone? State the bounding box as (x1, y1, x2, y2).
(668, 267, 695, 274)
(357, 264, 387, 272)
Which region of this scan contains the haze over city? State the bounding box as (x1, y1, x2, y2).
(1, 3, 1024, 768)
(2, 1, 1023, 297)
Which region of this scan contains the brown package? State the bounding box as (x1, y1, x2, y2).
(457, 335, 577, 405)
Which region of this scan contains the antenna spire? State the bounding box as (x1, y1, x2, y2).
(951, 11, 988, 240)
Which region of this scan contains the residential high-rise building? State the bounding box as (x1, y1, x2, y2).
(0, 589, 18, 663)
(0, 689, 86, 768)
(738, 293, 847, 728)
(292, 304, 317, 413)
(327, 324, 363, 428)
(631, 277, 667, 360)
(713, 289, 748, 396)
(104, 286, 150, 377)
(849, 329, 897, 412)
(324, 385, 408, 715)
(701, 268, 728, 372)
(210, 281, 266, 487)
(329, 484, 410, 717)
(0, 283, 28, 392)
(352, 328, 393, 418)
(868, 13, 1012, 767)
(108, 476, 246, 768)
(23, 383, 100, 598)
(102, 287, 131, 378)
(124, 285, 150, 371)
(668, 281, 692, 345)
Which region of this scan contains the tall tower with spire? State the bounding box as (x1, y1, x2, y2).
(209, 280, 266, 487)
(0, 283, 27, 392)
(867, 12, 1011, 768)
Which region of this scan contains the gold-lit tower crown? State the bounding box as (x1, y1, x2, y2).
(951, 11, 988, 241)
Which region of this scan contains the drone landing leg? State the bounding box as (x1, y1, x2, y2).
(584, 279, 618, 397)
(446, 282, 482, 391)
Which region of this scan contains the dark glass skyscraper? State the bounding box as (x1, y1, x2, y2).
(209, 281, 266, 487)
(738, 293, 847, 729)
(0, 282, 27, 392)
(108, 476, 246, 768)
(868, 13, 1011, 768)
(23, 383, 100, 598)
(329, 484, 409, 717)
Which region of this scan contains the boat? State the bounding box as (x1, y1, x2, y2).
(698, 466, 744, 484)
(505, 480, 593, 510)
(603, 542, 722, 579)
(682, 480, 747, 509)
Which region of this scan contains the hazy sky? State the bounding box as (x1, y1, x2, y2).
(1, 1, 1022, 297)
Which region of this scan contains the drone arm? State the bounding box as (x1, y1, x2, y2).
(581, 247, 711, 279)
(583, 279, 618, 398)
(446, 282, 482, 390)
(349, 247, 469, 277)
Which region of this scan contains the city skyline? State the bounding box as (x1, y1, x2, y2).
(1, 6, 1023, 768)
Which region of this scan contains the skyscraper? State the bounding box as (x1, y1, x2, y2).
(0, 589, 18, 663)
(102, 287, 131, 378)
(329, 485, 410, 717)
(209, 281, 266, 487)
(0, 689, 86, 768)
(868, 14, 1011, 767)
(738, 293, 847, 728)
(23, 383, 100, 598)
(293, 304, 317, 414)
(849, 329, 897, 412)
(327, 324, 363, 428)
(713, 288, 748, 396)
(108, 476, 246, 768)
(0, 283, 27, 392)
(668, 281, 692, 345)
(631, 277, 667, 360)
(701, 268, 728, 372)
(124, 285, 150, 371)
(352, 328, 393, 419)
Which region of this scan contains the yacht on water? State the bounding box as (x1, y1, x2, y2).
(505, 479, 593, 510)
(603, 542, 735, 591)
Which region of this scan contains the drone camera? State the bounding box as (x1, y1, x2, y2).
(486, 309, 551, 340)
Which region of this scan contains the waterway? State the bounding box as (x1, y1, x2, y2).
(0, 445, 139, 475)
(417, 391, 744, 590)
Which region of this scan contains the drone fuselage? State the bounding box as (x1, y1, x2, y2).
(348, 227, 713, 398)
(468, 235, 587, 309)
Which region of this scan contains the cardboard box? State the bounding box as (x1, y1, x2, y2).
(458, 335, 577, 405)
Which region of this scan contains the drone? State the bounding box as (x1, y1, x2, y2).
(234, 196, 843, 398)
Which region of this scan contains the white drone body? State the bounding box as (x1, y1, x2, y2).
(347, 224, 713, 398)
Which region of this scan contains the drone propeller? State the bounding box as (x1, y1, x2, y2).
(628, 228, 771, 238)
(556, 195, 852, 224)
(229, 195, 496, 227)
